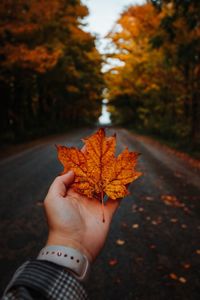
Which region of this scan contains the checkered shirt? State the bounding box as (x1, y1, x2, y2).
(2, 260, 89, 300)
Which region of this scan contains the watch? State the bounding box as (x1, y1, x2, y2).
(37, 245, 90, 282)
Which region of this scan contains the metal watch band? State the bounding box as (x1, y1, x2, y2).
(37, 245, 90, 282)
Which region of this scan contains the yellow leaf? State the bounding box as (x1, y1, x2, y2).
(57, 128, 142, 221)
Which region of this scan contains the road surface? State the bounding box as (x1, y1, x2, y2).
(0, 127, 200, 299)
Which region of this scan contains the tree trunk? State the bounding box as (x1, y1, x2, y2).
(191, 90, 200, 147)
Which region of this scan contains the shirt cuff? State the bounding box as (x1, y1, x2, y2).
(3, 260, 88, 300)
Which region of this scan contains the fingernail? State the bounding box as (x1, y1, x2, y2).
(67, 170, 74, 176)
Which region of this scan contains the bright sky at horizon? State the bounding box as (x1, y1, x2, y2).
(83, 0, 145, 39)
(82, 1, 145, 122)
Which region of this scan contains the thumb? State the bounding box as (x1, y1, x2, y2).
(50, 170, 75, 197)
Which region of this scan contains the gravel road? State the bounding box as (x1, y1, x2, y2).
(0, 127, 200, 299)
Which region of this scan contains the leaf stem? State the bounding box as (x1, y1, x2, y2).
(101, 190, 105, 223)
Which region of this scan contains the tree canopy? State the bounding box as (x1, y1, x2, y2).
(0, 0, 103, 141)
(105, 0, 200, 148)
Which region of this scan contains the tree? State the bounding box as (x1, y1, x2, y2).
(105, 1, 200, 149)
(151, 0, 200, 146)
(0, 0, 103, 141)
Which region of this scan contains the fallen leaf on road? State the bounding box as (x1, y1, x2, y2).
(183, 207, 190, 213)
(181, 224, 187, 229)
(144, 196, 154, 201)
(132, 224, 139, 229)
(116, 239, 125, 246)
(151, 217, 162, 225)
(170, 218, 178, 223)
(138, 207, 144, 212)
(152, 220, 158, 225)
(169, 273, 178, 280)
(109, 259, 118, 266)
(179, 277, 187, 284)
(149, 244, 156, 249)
(182, 263, 191, 269)
(132, 204, 138, 211)
(196, 249, 200, 255)
(161, 195, 184, 208)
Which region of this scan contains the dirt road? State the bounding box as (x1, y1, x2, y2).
(0, 127, 200, 299)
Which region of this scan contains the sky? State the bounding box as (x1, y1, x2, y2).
(82, 1, 145, 123)
(83, 0, 145, 40)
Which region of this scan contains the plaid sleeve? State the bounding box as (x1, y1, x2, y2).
(2, 260, 89, 300)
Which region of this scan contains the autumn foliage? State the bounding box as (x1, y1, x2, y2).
(0, 0, 103, 141)
(57, 128, 141, 220)
(105, 1, 200, 149)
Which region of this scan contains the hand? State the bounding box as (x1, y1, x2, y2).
(44, 171, 120, 262)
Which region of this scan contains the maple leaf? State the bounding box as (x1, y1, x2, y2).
(56, 128, 142, 221)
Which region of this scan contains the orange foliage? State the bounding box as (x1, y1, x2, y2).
(57, 128, 142, 202)
(0, 0, 89, 72)
(1, 44, 62, 73)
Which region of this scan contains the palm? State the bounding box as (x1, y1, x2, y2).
(45, 174, 119, 261)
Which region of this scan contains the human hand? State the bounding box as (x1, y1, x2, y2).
(44, 171, 120, 262)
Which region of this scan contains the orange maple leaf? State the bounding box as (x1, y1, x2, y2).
(56, 128, 142, 220)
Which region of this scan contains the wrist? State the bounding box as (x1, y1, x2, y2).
(37, 245, 90, 282)
(46, 231, 92, 262)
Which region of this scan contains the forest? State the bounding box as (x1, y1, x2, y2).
(106, 0, 200, 151)
(0, 0, 199, 153)
(0, 0, 103, 142)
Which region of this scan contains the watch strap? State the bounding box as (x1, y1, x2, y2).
(37, 245, 90, 282)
